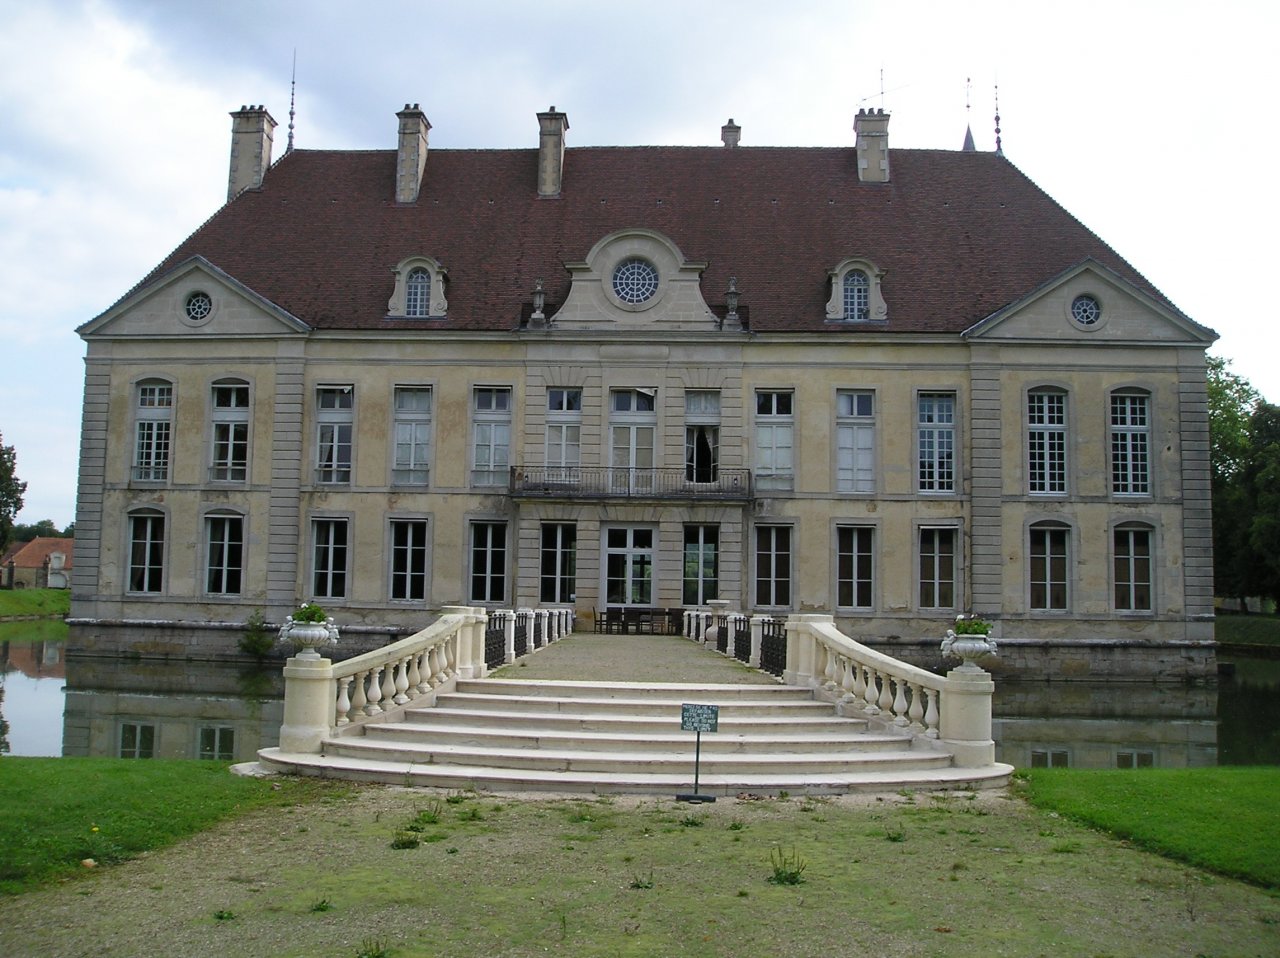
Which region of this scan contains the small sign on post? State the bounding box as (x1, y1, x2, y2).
(677, 703, 719, 803)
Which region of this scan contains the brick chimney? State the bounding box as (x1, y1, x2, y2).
(721, 118, 741, 148)
(395, 103, 431, 204)
(537, 107, 569, 198)
(227, 105, 277, 201)
(854, 108, 890, 183)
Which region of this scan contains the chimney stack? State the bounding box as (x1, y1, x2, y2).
(227, 105, 277, 201)
(721, 118, 741, 148)
(537, 106, 569, 198)
(854, 108, 890, 183)
(395, 104, 431, 204)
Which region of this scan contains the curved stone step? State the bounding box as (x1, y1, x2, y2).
(403, 705, 866, 735)
(433, 691, 840, 717)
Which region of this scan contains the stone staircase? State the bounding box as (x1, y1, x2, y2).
(261, 678, 1011, 794)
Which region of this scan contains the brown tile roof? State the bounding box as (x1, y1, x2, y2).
(3, 537, 74, 570)
(133, 145, 1181, 334)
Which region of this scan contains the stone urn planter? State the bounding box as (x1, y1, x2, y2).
(279, 604, 339, 659)
(941, 615, 997, 670)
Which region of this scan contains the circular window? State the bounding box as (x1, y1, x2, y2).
(612, 259, 659, 305)
(1070, 294, 1101, 326)
(185, 291, 213, 323)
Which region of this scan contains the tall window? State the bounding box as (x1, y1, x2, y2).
(836, 525, 874, 609)
(683, 525, 719, 606)
(472, 387, 512, 486)
(755, 525, 792, 608)
(1029, 522, 1070, 611)
(392, 387, 432, 485)
(540, 523, 577, 603)
(316, 387, 353, 484)
(205, 514, 243, 596)
(1027, 390, 1067, 494)
(128, 511, 165, 593)
(389, 519, 429, 601)
(133, 380, 172, 481)
(604, 526, 654, 606)
(545, 389, 582, 472)
(1114, 524, 1153, 612)
(918, 527, 956, 610)
(470, 521, 507, 602)
(210, 382, 249, 481)
(405, 268, 431, 318)
(1110, 392, 1150, 495)
(198, 726, 235, 761)
(312, 518, 349, 599)
(755, 391, 794, 491)
(609, 389, 656, 493)
(119, 722, 155, 759)
(842, 269, 869, 320)
(917, 392, 956, 493)
(685, 391, 720, 483)
(836, 390, 874, 493)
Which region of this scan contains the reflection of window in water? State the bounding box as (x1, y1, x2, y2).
(1116, 749, 1154, 769)
(1029, 748, 1069, 768)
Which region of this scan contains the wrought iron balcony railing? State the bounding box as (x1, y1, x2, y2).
(510, 466, 752, 500)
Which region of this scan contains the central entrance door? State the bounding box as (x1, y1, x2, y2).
(603, 526, 654, 607)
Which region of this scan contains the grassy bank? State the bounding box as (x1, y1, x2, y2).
(0, 587, 69, 619)
(1215, 611, 1280, 648)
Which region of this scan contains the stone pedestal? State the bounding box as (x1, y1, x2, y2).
(939, 666, 996, 768)
(278, 654, 334, 754)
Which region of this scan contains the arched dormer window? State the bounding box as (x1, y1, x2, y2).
(826, 258, 887, 322)
(387, 256, 448, 319)
(405, 268, 431, 317)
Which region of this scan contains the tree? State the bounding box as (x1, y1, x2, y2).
(0, 432, 26, 555)
(1207, 356, 1261, 487)
(11, 518, 60, 543)
(1244, 403, 1280, 606)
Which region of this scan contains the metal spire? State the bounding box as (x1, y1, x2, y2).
(286, 49, 297, 154)
(963, 77, 976, 151)
(994, 82, 1003, 156)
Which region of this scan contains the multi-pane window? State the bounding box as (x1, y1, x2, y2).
(472, 387, 512, 486)
(205, 514, 243, 596)
(389, 519, 429, 601)
(683, 525, 719, 606)
(210, 382, 249, 481)
(836, 390, 874, 493)
(755, 391, 794, 491)
(133, 380, 173, 481)
(836, 525, 874, 609)
(685, 391, 720, 483)
(1116, 750, 1154, 769)
(755, 525, 792, 608)
(842, 269, 870, 320)
(610, 389, 656, 494)
(470, 521, 507, 603)
(392, 387, 432, 485)
(1027, 390, 1067, 494)
(918, 527, 956, 610)
(1110, 392, 1150, 495)
(917, 392, 956, 493)
(540, 523, 577, 603)
(128, 511, 165, 593)
(119, 722, 155, 759)
(1113, 525, 1153, 612)
(546, 389, 582, 471)
(198, 726, 235, 761)
(604, 527, 654, 606)
(316, 387, 353, 484)
(1030, 749, 1069, 768)
(405, 268, 431, 318)
(312, 518, 349, 599)
(1029, 522, 1070, 611)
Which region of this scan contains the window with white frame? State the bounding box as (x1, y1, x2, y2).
(315, 387, 353, 484)
(210, 382, 249, 481)
(133, 380, 173, 481)
(826, 259, 887, 322)
(918, 392, 956, 493)
(389, 518, 429, 601)
(755, 391, 794, 491)
(1110, 392, 1150, 496)
(392, 387, 432, 486)
(205, 513, 243, 596)
(683, 524, 719, 606)
(119, 722, 156, 759)
(685, 390, 720, 483)
(755, 525, 792, 608)
(604, 526, 654, 606)
(1027, 390, 1067, 494)
(836, 525, 874, 609)
(540, 522, 577, 603)
(128, 511, 165, 593)
(545, 389, 582, 472)
(470, 521, 507, 603)
(842, 270, 870, 320)
(472, 387, 512, 486)
(312, 518, 349, 599)
(1029, 521, 1070, 611)
(836, 390, 874, 493)
(1113, 524, 1153, 612)
(610, 389, 656, 494)
(198, 726, 235, 761)
(918, 527, 957, 610)
(405, 268, 431, 318)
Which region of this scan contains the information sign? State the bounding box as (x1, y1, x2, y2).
(681, 703, 719, 733)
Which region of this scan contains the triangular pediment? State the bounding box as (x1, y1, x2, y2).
(78, 256, 310, 338)
(964, 259, 1216, 345)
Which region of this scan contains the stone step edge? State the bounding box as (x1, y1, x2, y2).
(436, 692, 839, 711)
(405, 706, 865, 730)
(464, 679, 800, 695)
(366, 723, 904, 749)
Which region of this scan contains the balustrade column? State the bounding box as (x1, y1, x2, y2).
(749, 615, 766, 668)
(503, 609, 516, 663)
(442, 606, 481, 678)
(784, 614, 831, 688)
(535, 609, 550, 647)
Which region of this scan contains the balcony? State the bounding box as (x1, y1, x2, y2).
(510, 466, 752, 501)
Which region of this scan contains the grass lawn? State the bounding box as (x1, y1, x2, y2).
(1215, 612, 1280, 647)
(0, 587, 69, 619)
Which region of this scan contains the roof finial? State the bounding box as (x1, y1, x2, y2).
(286, 49, 297, 154)
(994, 82, 1003, 157)
(962, 77, 976, 151)
(879, 67, 885, 110)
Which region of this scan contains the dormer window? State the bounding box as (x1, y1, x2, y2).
(405, 268, 431, 317)
(826, 258, 887, 322)
(388, 256, 448, 319)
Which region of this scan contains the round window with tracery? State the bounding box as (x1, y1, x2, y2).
(612, 259, 659, 305)
(185, 291, 213, 322)
(1071, 294, 1101, 326)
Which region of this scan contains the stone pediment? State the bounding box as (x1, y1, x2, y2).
(78, 256, 310, 339)
(964, 259, 1216, 345)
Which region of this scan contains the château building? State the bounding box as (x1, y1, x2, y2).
(70, 103, 1217, 678)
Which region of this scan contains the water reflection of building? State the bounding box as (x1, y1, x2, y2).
(63, 654, 282, 761)
(994, 681, 1218, 769)
(0, 639, 65, 680)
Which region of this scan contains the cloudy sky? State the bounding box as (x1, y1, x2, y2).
(1, 0, 1276, 527)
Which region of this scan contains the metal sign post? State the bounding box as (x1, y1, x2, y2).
(677, 703, 719, 803)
